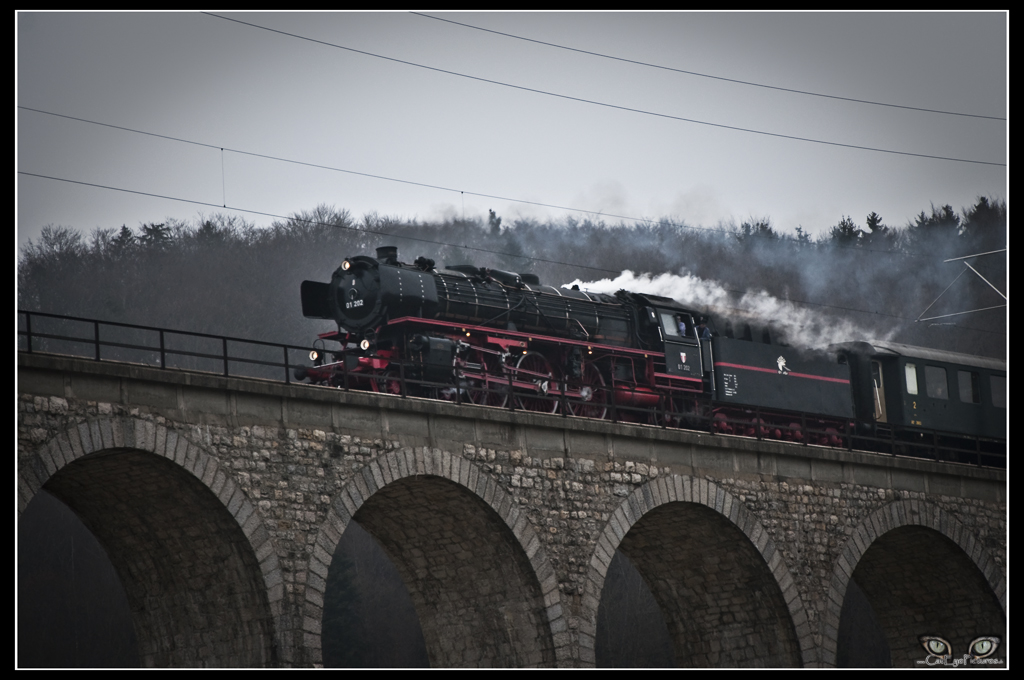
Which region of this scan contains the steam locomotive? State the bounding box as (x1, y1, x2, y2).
(297, 246, 1006, 463)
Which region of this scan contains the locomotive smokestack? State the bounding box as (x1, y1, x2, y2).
(376, 246, 398, 264)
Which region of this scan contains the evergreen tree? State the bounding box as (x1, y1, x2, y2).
(826, 216, 860, 246)
(488, 209, 502, 236)
(138, 222, 172, 249)
(110, 225, 137, 258)
(862, 212, 895, 250)
(910, 204, 960, 240)
(960, 197, 1006, 254)
(737, 218, 778, 242)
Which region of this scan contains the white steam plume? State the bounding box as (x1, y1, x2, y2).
(564, 270, 892, 350)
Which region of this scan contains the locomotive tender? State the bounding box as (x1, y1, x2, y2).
(298, 246, 1005, 461)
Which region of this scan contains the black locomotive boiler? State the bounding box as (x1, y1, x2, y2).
(297, 246, 1006, 463)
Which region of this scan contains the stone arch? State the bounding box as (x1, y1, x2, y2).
(305, 447, 564, 667)
(18, 415, 282, 667)
(825, 500, 1006, 667)
(586, 474, 811, 667)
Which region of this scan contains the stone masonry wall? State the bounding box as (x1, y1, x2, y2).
(18, 354, 1006, 667)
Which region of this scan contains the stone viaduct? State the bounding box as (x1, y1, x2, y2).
(17, 352, 1006, 667)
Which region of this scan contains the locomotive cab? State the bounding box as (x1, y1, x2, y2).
(656, 308, 703, 379)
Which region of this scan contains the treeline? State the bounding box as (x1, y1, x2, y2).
(17, 197, 1006, 358)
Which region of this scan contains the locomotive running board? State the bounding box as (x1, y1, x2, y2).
(385, 316, 664, 359)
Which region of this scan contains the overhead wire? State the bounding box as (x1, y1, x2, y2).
(411, 12, 1006, 122)
(16, 105, 957, 257)
(201, 13, 1005, 168)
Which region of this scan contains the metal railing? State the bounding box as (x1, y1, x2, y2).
(18, 310, 1004, 469)
(18, 310, 314, 385)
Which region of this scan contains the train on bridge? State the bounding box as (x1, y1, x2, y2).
(297, 246, 1005, 464)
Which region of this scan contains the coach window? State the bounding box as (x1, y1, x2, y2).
(958, 370, 980, 404)
(905, 363, 919, 395)
(991, 375, 1006, 408)
(925, 366, 948, 399)
(872, 360, 887, 422)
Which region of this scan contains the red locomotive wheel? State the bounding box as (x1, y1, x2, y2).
(751, 417, 770, 438)
(784, 422, 804, 443)
(712, 411, 734, 434)
(515, 352, 559, 414)
(468, 348, 509, 408)
(371, 368, 403, 397)
(649, 397, 674, 427)
(568, 362, 608, 419)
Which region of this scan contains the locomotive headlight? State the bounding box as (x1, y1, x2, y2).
(309, 350, 319, 361)
(359, 339, 371, 351)
(341, 259, 352, 271)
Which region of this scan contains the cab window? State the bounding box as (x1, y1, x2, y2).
(660, 312, 681, 338)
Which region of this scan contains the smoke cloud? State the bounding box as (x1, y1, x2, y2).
(564, 269, 894, 350)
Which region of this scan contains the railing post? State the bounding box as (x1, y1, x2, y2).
(94, 321, 101, 361)
(222, 338, 229, 376)
(507, 364, 515, 411)
(159, 330, 166, 369)
(24, 312, 32, 354)
(399, 361, 407, 398)
(283, 346, 290, 384)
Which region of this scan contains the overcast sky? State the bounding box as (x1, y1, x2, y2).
(16, 11, 1007, 252)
